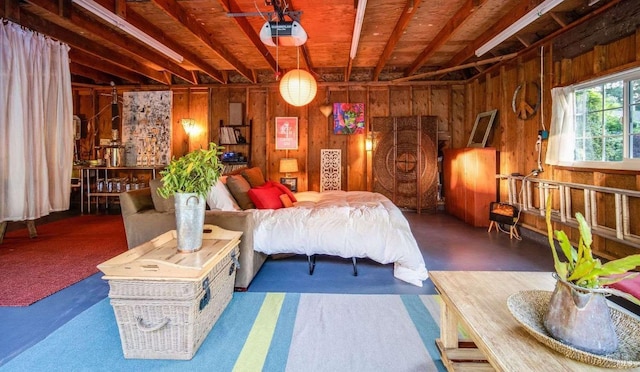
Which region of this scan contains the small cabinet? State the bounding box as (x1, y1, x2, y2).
(443, 147, 497, 227)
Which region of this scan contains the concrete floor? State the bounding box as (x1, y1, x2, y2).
(0, 210, 555, 366)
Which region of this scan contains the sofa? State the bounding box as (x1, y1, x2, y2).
(118, 184, 267, 290)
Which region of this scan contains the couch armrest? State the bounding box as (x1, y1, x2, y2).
(204, 210, 266, 290)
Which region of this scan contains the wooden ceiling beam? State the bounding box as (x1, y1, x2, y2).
(218, 0, 280, 74)
(393, 52, 517, 82)
(18, 7, 170, 84)
(443, 0, 538, 69)
(150, 0, 256, 83)
(69, 50, 146, 84)
(405, 0, 489, 77)
(345, 57, 353, 83)
(24, 0, 197, 84)
(287, 1, 315, 74)
(460, 0, 624, 84)
(372, 0, 422, 81)
(549, 11, 567, 27)
(122, 10, 226, 84)
(70, 61, 129, 84)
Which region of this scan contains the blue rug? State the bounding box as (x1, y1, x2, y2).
(0, 293, 446, 372)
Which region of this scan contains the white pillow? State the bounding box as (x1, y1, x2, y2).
(206, 179, 241, 211)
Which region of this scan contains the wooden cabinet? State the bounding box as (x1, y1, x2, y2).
(443, 147, 497, 227)
(371, 116, 439, 213)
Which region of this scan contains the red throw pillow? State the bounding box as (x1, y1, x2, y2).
(271, 181, 297, 203)
(248, 184, 284, 209)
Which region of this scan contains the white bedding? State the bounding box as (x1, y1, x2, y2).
(251, 190, 429, 287)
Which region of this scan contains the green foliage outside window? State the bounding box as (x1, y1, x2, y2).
(574, 81, 624, 161)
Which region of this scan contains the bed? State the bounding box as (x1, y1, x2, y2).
(249, 190, 429, 287)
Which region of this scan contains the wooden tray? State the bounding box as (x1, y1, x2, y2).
(98, 225, 241, 280)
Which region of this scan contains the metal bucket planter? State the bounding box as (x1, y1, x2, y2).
(174, 192, 205, 253)
(543, 275, 618, 355)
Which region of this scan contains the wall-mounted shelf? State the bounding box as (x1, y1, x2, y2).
(220, 122, 251, 174)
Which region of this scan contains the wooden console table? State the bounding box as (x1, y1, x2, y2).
(429, 271, 640, 371)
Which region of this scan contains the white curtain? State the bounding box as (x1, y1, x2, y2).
(545, 86, 575, 165)
(0, 20, 73, 222)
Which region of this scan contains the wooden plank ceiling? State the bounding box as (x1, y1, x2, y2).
(0, 0, 620, 86)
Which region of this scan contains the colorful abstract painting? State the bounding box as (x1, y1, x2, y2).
(333, 103, 365, 134)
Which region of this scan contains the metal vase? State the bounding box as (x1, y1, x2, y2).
(174, 193, 205, 253)
(543, 276, 618, 355)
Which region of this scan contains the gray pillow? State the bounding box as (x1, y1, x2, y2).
(149, 178, 175, 213)
(225, 175, 255, 210)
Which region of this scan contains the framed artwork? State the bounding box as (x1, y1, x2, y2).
(280, 177, 298, 192)
(333, 103, 365, 134)
(122, 91, 173, 166)
(467, 109, 498, 148)
(275, 117, 298, 150)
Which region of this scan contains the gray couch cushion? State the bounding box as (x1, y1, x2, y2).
(226, 175, 255, 210)
(149, 179, 175, 213)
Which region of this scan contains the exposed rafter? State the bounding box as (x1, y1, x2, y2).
(218, 0, 280, 74)
(18, 7, 170, 84)
(372, 0, 422, 81)
(123, 8, 226, 84)
(405, 0, 489, 77)
(69, 51, 145, 84)
(150, 0, 256, 83)
(442, 0, 538, 69)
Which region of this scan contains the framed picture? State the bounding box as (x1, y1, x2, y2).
(333, 103, 365, 134)
(275, 117, 298, 150)
(467, 109, 498, 148)
(280, 177, 298, 192)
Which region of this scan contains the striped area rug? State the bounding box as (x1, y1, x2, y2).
(1, 293, 447, 372)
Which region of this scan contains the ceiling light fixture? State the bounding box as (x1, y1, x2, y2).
(279, 47, 317, 107)
(349, 0, 368, 59)
(475, 0, 565, 57)
(72, 0, 184, 63)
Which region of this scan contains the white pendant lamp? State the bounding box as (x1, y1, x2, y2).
(279, 69, 317, 107)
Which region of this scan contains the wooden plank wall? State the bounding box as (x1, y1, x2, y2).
(461, 29, 640, 259)
(70, 29, 640, 260)
(73, 83, 460, 194)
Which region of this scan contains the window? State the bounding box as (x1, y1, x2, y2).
(553, 67, 640, 170)
(574, 81, 624, 162)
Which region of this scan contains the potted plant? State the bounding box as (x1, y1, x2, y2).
(157, 143, 224, 252)
(543, 197, 640, 354)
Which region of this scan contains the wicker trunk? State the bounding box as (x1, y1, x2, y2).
(98, 226, 242, 360)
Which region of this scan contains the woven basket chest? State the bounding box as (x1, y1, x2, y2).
(98, 225, 242, 360)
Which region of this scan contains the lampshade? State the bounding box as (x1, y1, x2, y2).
(181, 118, 195, 135)
(279, 158, 299, 174)
(279, 69, 317, 107)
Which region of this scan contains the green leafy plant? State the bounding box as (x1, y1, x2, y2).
(157, 143, 224, 199)
(545, 197, 640, 305)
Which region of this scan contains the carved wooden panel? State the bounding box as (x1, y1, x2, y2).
(372, 116, 438, 212)
(320, 149, 341, 191)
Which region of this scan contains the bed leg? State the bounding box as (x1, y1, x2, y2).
(352, 257, 358, 276)
(308, 255, 316, 275)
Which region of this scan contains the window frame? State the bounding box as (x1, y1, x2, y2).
(560, 67, 640, 171)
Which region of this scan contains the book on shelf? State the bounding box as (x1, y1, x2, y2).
(220, 127, 237, 144)
(222, 163, 247, 174)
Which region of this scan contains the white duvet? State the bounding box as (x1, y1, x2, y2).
(251, 190, 429, 287)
